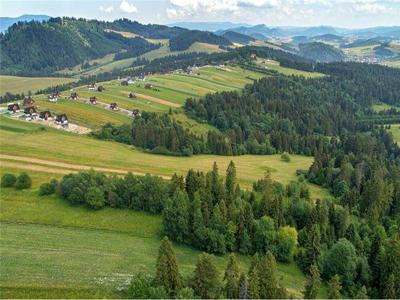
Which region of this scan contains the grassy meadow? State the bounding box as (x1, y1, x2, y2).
(0, 167, 327, 299)
(0, 76, 77, 95)
(256, 59, 324, 78)
(387, 123, 400, 145)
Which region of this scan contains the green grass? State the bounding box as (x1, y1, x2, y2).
(256, 59, 324, 78)
(372, 103, 400, 112)
(0, 168, 327, 299)
(387, 124, 400, 145)
(0, 76, 77, 95)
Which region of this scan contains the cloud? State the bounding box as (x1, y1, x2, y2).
(353, 2, 388, 13)
(120, 0, 138, 13)
(99, 5, 114, 13)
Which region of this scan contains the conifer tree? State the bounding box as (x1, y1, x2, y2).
(303, 264, 321, 299)
(192, 253, 220, 299)
(224, 253, 240, 299)
(304, 224, 321, 271)
(327, 275, 342, 299)
(258, 252, 278, 299)
(354, 286, 368, 299)
(248, 269, 260, 299)
(155, 237, 183, 295)
(383, 273, 396, 299)
(162, 190, 189, 243)
(238, 273, 249, 299)
(226, 160, 237, 202)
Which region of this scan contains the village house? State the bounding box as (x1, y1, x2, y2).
(23, 96, 35, 106)
(128, 92, 136, 99)
(89, 96, 97, 105)
(39, 110, 52, 120)
(109, 102, 119, 111)
(88, 83, 97, 90)
(97, 85, 104, 92)
(55, 114, 68, 126)
(7, 103, 20, 113)
(24, 106, 37, 120)
(138, 73, 146, 81)
(132, 109, 141, 118)
(144, 83, 152, 89)
(48, 92, 59, 102)
(69, 92, 78, 100)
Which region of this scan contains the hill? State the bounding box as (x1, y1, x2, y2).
(298, 42, 344, 62)
(221, 31, 255, 44)
(169, 30, 231, 51)
(0, 14, 50, 32)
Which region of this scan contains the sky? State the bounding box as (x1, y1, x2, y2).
(1, 0, 400, 28)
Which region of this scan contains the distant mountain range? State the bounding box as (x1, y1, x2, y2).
(0, 14, 51, 32)
(171, 22, 400, 39)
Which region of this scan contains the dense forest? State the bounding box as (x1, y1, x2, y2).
(169, 30, 232, 51)
(221, 31, 255, 44)
(298, 42, 345, 62)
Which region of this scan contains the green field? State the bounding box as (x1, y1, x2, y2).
(256, 59, 324, 78)
(388, 124, 400, 145)
(0, 76, 77, 95)
(0, 166, 328, 299)
(372, 103, 400, 112)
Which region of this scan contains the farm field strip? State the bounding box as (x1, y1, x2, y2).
(0, 76, 77, 95)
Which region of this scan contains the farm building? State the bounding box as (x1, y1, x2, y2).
(109, 102, 119, 111)
(23, 97, 35, 106)
(48, 92, 58, 102)
(24, 106, 37, 116)
(132, 109, 141, 117)
(55, 114, 68, 126)
(97, 85, 104, 92)
(69, 92, 78, 100)
(39, 110, 52, 120)
(89, 96, 97, 105)
(144, 83, 152, 89)
(7, 103, 20, 113)
(138, 73, 145, 81)
(128, 92, 136, 98)
(88, 83, 97, 90)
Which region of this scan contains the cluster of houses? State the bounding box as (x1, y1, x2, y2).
(6, 96, 69, 126)
(119, 73, 146, 86)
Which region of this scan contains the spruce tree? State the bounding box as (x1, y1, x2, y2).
(225, 160, 236, 202)
(192, 253, 220, 299)
(162, 190, 189, 243)
(224, 253, 240, 299)
(238, 273, 249, 299)
(304, 224, 321, 271)
(303, 264, 321, 299)
(248, 269, 260, 299)
(327, 275, 342, 299)
(354, 286, 368, 299)
(258, 252, 278, 299)
(155, 237, 183, 295)
(383, 273, 396, 299)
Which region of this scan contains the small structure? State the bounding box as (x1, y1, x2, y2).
(97, 85, 104, 92)
(23, 96, 35, 106)
(128, 92, 136, 99)
(69, 92, 78, 100)
(7, 103, 20, 113)
(88, 83, 97, 90)
(144, 83, 152, 89)
(186, 65, 198, 74)
(24, 106, 37, 115)
(39, 110, 52, 120)
(132, 109, 141, 118)
(55, 114, 68, 126)
(89, 96, 97, 105)
(48, 92, 58, 102)
(138, 73, 146, 81)
(109, 102, 119, 111)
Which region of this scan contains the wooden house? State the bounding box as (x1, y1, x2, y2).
(24, 106, 37, 115)
(109, 102, 119, 111)
(128, 92, 136, 99)
(7, 103, 20, 113)
(88, 83, 97, 90)
(55, 114, 68, 126)
(144, 83, 152, 89)
(132, 109, 141, 117)
(39, 110, 52, 120)
(69, 92, 78, 100)
(23, 97, 35, 106)
(48, 92, 58, 102)
(97, 85, 104, 92)
(89, 96, 97, 105)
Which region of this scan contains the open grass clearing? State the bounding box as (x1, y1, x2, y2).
(255, 59, 324, 78)
(372, 103, 400, 112)
(0, 76, 77, 95)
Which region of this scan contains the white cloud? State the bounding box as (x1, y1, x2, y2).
(354, 2, 388, 13)
(99, 5, 114, 13)
(119, 0, 138, 13)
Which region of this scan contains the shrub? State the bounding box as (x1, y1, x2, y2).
(1, 173, 17, 188)
(281, 152, 291, 162)
(15, 172, 32, 190)
(39, 179, 58, 196)
(86, 186, 105, 209)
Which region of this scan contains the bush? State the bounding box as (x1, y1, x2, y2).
(281, 152, 291, 162)
(86, 187, 105, 209)
(15, 172, 32, 190)
(1, 173, 17, 188)
(39, 179, 58, 196)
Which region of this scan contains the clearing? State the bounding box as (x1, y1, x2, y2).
(0, 76, 77, 95)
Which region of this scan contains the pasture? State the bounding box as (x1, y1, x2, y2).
(387, 123, 400, 145)
(0, 76, 76, 95)
(256, 59, 324, 78)
(0, 167, 327, 299)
